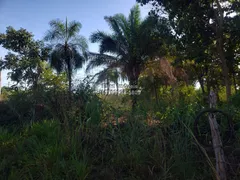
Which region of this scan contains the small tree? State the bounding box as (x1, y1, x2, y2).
(0, 26, 49, 90)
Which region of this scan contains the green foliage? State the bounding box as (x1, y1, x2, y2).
(44, 18, 89, 92)
(138, 0, 240, 99)
(0, 3, 240, 180)
(87, 5, 171, 109)
(0, 120, 91, 180)
(0, 86, 14, 99)
(0, 102, 18, 126)
(222, 92, 240, 132)
(73, 80, 102, 126)
(0, 26, 49, 87)
(39, 61, 68, 90)
(0, 110, 232, 179)
(92, 67, 126, 95)
(88, 5, 166, 77)
(230, 92, 240, 108)
(100, 94, 131, 124)
(6, 90, 34, 124)
(0, 65, 68, 127)
(1, 85, 240, 179)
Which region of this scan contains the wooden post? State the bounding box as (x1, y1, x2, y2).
(208, 90, 227, 180)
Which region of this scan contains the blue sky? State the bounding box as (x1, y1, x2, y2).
(0, 0, 151, 86)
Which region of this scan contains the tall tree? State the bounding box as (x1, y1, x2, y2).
(87, 5, 166, 109)
(138, 0, 240, 100)
(44, 18, 88, 93)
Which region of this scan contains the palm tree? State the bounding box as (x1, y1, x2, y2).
(94, 68, 112, 95)
(87, 5, 162, 109)
(110, 68, 127, 95)
(44, 18, 88, 93)
(92, 67, 127, 95)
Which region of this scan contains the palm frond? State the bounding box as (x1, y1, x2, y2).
(104, 15, 129, 56)
(93, 67, 127, 87)
(109, 68, 119, 83)
(69, 35, 88, 54)
(49, 46, 65, 73)
(44, 19, 65, 42)
(88, 4, 166, 87)
(90, 31, 118, 54)
(94, 69, 109, 85)
(86, 52, 117, 73)
(104, 16, 125, 41)
(116, 68, 128, 82)
(71, 47, 86, 69)
(49, 19, 65, 31)
(128, 5, 141, 32)
(45, 18, 88, 92)
(67, 21, 82, 40)
(112, 14, 130, 40)
(89, 31, 111, 43)
(99, 36, 117, 54)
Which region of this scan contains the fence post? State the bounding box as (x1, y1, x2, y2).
(208, 90, 227, 180)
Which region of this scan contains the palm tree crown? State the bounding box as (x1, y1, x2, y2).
(44, 18, 88, 92)
(87, 5, 162, 108)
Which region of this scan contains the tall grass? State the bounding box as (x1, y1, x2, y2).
(0, 86, 240, 179)
(0, 114, 224, 179)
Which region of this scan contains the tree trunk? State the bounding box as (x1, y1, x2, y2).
(116, 81, 119, 96)
(130, 79, 138, 112)
(65, 41, 72, 99)
(107, 78, 110, 95)
(129, 64, 140, 112)
(66, 59, 72, 107)
(68, 72, 72, 93)
(67, 66, 72, 94)
(215, 0, 231, 101)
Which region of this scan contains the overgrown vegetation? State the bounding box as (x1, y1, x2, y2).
(0, 1, 240, 180)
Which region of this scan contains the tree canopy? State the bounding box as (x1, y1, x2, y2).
(137, 0, 240, 100)
(44, 18, 88, 92)
(0, 27, 49, 88)
(87, 5, 172, 108)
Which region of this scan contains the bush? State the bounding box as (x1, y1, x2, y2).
(0, 102, 18, 126)
(1, 82, 239, 179)
(0, 89, 52, 127)
(0, 116, 215, 180)
(0, 90, 35, 127)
